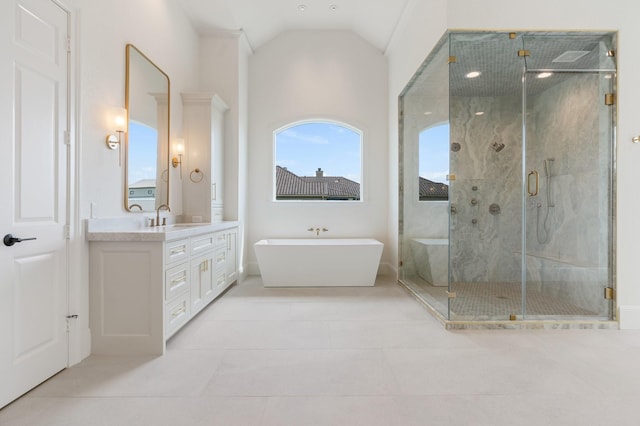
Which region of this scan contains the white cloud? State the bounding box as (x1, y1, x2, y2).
(279, 129, 329, 145)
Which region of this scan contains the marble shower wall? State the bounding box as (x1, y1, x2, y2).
(449, 95, 523, 284)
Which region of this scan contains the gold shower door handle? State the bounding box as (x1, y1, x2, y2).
(527, 170, 539, 196)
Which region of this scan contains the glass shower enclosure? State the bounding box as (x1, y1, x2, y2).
(399, 31, 617, 325)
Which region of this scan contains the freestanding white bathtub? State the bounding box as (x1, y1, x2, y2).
(254, 238, 384, 287)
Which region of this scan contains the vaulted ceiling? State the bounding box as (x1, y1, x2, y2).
(173, 0, 411, 52)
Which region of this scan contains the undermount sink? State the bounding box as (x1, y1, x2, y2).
(163, 223, 208, 228)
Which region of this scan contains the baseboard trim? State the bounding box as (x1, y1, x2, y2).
(619, 305, 640, 330)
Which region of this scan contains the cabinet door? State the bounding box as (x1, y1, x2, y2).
(225, 229, 238, 285)
(190, 252, 215, 314)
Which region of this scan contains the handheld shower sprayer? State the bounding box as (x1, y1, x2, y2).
(544, 158, 554, 177)
(536, 157, 555, 244)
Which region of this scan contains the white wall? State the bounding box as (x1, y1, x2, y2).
(247, 30, 389, 273)
(69, 0, 200, 362)
(79, 0, 199, 218)
(386, 0, 640, 328)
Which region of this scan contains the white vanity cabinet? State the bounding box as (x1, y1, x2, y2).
(88, 222, 239, 355)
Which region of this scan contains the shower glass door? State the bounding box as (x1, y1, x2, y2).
(522, 34, 616, 319)
(448, 33, 525, 321)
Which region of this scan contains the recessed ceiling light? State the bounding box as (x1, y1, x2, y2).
(424, 111, 433, 116)
(298, 4, 307, 11)
(537, 72, 553, 79)
(465, 71, 481, 79)
(475, 111, 485, 116)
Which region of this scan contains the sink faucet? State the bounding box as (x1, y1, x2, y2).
(156, 204, 171, 226)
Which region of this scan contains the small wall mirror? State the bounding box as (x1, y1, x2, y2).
(125, 44, 170, 212)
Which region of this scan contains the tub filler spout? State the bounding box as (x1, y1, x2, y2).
(307, 227, 329, 236)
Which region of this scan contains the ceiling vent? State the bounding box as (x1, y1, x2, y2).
(552, 50, 590, 63)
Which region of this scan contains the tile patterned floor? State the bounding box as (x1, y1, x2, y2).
(404, 276, 603, 320)
(450, 281, 597, 317)
(1, 275, 639, 425)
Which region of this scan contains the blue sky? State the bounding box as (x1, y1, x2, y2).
(275, 122, 361, 183)
(419, 123, 449, 183)
(128, 121, 158, 184)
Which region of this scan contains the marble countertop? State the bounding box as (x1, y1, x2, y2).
(86, 218, 239, 242)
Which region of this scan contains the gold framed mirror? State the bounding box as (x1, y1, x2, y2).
(125, 44, 170, 212)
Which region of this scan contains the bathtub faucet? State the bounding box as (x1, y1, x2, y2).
(307, 227, 329, 236)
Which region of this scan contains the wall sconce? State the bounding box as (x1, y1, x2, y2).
(106, 107, 127, 166)
(172, 138, 185, 179)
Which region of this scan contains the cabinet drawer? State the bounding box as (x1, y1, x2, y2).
(214, 271, 227, 293)
(165, 263, 189, 301)
(165, 293, 190, 337)
(213, 231, 227, 248)
(214, 247, 227, 270)
(191, 233, 215, 256)
(165, 239, 189, 264)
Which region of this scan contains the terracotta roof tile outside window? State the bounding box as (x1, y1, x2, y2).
(276, 166, 360, 200)
(419, 176, 448, 200)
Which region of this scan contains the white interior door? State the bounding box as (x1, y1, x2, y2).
(0, 0, 69, 409)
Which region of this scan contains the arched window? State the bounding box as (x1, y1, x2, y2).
(418, 123, 449, 201)
(274, 121, 362, 201)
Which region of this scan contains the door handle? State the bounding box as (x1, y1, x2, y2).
(527, 170, 539, 196)
(3, 234, 37, 247)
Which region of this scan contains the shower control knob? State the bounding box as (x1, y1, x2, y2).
(489, 204, 501, 215)
(470, 198, 478, 205)
(471, 218, 478, 224)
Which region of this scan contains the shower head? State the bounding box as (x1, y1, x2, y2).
(491, 141, 505, 152)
